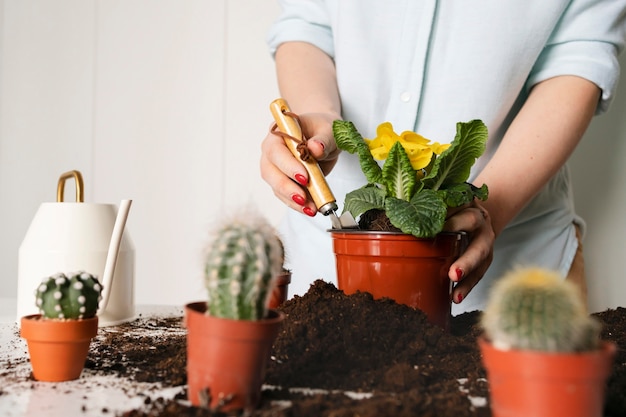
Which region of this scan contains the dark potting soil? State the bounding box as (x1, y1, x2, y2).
(84, 280, 626, 417)
(357, 209, 402, 232)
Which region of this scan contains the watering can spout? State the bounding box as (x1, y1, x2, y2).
(99, 199, 132, 311)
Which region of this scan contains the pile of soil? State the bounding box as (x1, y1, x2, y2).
(85, 280, 626, 417)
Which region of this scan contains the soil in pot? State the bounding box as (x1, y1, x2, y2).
(79, 280, 626, 417)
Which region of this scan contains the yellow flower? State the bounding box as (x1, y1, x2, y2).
(365, 122, 450, 171)
(365, 122, 398, 160)
(429, 142, 450, 155)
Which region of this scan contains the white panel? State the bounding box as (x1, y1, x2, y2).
(0, 0, 3, 116)
(0, 0, 95, 299)
(223, 0, 284, 224)
(93, 0, 227, 305)
(570, 50, 626, 313)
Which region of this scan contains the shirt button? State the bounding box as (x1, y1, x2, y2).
(400, 92, 411, 102)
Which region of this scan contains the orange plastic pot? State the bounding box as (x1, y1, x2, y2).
(268, 271, 291, 309)
(331, 231, 463, 329)
(184, 302, 284, 412)
(479, 337, 617, 417)
(20, 314, 98, 382)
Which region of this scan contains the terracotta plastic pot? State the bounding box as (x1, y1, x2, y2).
(331, 230, 463, 329)
(184, 302, 284, 412)
(20, 314, 99, 382)
(268, 271, 291, 309)
(479, 337, 617, 417)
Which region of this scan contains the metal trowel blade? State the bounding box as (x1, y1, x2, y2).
(339, 212, 359, 228)
(329, 212, 342, 229)
(329, 211, 359, 229)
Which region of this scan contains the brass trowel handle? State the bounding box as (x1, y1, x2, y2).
(270, 98, 337, 215)
(57, 170, 84, 202)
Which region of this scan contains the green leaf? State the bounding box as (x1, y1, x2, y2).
(384, 190, 447, 238)
(382, 142, 417, 201)
(439, 183, 489, 208)
(333, 120, 382, 184)
(342, 185, 387, 219)
(473, 183, 489, 201)
(423, 120, 487, 190)
(332, 120, 362, 153)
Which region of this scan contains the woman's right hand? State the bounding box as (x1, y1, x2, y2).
(260, 112, 341, 217)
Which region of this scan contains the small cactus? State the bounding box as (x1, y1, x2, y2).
(35, 271, 103, 320)
(204, 213, 284, 320)
(481, 267, 601, 352)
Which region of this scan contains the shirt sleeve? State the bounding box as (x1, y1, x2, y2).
(526, 0, 626, 114)
(266, 0, 335, 59)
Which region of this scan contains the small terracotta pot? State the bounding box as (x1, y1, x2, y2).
(184, 302, 284, 412)
(268, 271, 291, 309)
(20, 314, 99, 382)
(479, 337, 617, 417)
(331, 231, 463, 329)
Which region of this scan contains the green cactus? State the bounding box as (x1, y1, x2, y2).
(35, 271, 103, 320)
(481, 267, 601, 352)
(204, 214, 284, 320)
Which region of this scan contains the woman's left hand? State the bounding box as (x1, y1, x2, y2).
(442, 200, 495, 304)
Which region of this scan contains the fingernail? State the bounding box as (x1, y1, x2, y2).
(456, 292, 464, 303)
(291, 194, 305, 206)
(455, 268, 464, 280)
(295, 174, 308, 186)
(303, 207, 315, 217)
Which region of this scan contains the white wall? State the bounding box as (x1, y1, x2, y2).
(1, 0, 624, 313)
(1, 1, 98, 298)
(570, 51, 626, 313)
(0, 0, 284, 307)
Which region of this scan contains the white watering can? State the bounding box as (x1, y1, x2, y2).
(16, 170, 135, 327)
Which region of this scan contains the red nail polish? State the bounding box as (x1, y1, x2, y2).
(291, 194, 305, 206)
(455, 268, 464, 280)
(303, 207, 315, 217)
(295, 174, 308, 186)
(457, 293, 464, 303)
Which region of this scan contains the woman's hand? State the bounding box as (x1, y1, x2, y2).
(444, 75, 600, 304)
(442, 199, 495, 304)
(260, 112, 341, 217)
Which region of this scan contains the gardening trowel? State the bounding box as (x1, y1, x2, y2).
(270, 98, 358, 229)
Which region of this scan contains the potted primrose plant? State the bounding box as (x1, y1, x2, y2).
(479, 266, 617, 417)
(330, 119, 488, 329)
(184, 212, 285, 413)
(20, 271, 103, 382)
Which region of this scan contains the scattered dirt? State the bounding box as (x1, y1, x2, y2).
(81, 280, 625, 417)
(86, 316, 187, 387)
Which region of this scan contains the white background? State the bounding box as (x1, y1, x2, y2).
(1, 0, 624, 313)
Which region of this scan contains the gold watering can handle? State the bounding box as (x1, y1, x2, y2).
(56, 170, 84, 202)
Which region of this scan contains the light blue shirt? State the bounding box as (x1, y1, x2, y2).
(267, 0, 626, 313)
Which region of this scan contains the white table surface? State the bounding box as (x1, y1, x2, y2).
(0, 298, 186, 417)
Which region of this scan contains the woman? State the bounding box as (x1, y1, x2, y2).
(260, 1, 626, 314)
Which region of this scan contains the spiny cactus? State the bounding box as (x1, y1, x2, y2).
(35, 271, 103, 320)
(204, 213, 284, 320)
(481, 267, 601, 352)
